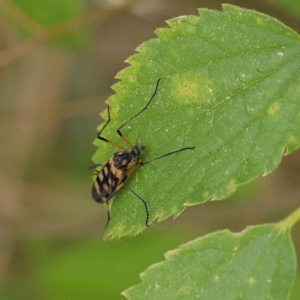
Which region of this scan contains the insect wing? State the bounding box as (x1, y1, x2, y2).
(92, 160, 123, 203)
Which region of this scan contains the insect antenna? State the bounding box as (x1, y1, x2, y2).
(140, 147, 195, 166)
(117, 78, 161, 136)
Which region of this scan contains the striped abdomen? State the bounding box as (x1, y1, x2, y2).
(92, 157, 124, 203)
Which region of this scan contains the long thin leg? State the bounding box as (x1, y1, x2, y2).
(116, 79, 161, 144)
(104, 164, 138, 228)
(97, 105, 127, 151)
(105, 202, 110, 228)
(88, 161, 107, 170)
(104, 182, 150, 229)
(141, 147, 195, 166)
(123, 182, 149, 227)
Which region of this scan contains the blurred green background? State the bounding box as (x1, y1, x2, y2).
(0, 0, 300, 299)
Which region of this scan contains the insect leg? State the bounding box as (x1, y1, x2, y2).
(105, 202, 110, 228)
(116, 79, 161, 146)
(104, 164, 150, 227)
(97, 105, 127, 151)
(88, 161, 107, 170)
(104, 184, 149, 228)
(140, 147, 195, 166)
(123, 182, 149, 227)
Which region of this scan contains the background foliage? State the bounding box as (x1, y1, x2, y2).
(0, 0, 299, 299)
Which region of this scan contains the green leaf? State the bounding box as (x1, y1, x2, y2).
(123, 225, 297, 300)
(91, 4, 300, 238)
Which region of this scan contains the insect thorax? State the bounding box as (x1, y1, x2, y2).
(113, 151, 138, 170)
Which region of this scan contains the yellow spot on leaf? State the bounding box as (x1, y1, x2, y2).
(287, 136, 298, 149)
(129, 76, 137, 82)
(170, 72, 214, 106)
(284, 136, 299, 155)
(267, 102, 279, 116)
(288, 136, 296, 144)
(255, 17, 263, 26)
(227, 179, 236, 193)
(202, 191, 210, 200)
(249, 277, 255, 285)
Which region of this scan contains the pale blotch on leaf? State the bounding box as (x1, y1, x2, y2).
(202, 190, 210, 201)
(129, 76, 137, 83)
(267, 102, 280, 116)
(169, 73, 213, 106)
(255, 16, 263, 26)
(177, 81, 199, 102)
(288, 135, 297, 144)
(171, 205, 181, 218)
(249, 277, 255, 285)
(227, 179, 237, 194)
(173, 17, 196, 35)
(286, 135, 299, 153)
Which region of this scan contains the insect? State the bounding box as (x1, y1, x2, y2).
(89, 79, 194, 228)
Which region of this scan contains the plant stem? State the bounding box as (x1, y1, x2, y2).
(278, 206, 300, 231)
